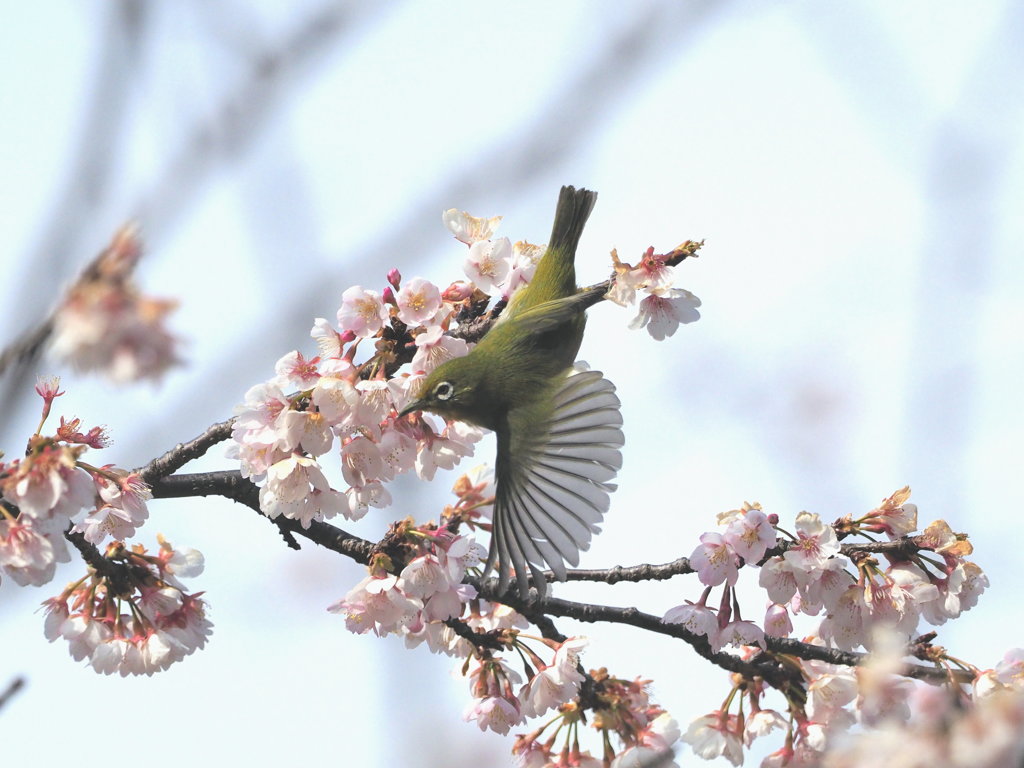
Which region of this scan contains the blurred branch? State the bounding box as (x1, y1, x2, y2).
(3, 1, 393, 440)
(0, 677, 25, 713)
(132, 0, 394, 241)
(0, 0, 146, 431)
(0, 320, 53, 379)
(154, 0, 730, 429)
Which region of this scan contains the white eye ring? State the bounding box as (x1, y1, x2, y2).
(434, 381, 454, 401)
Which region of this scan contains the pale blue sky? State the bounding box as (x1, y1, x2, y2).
(2, 2, 1022, 766)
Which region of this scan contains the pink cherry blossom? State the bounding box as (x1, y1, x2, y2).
(50, 226, 181, 383)
(502, 241, 545, 297)
(333, 574, 423, 637)
(758, 557, 800, 604)
(396, 277, 443, 326)
(690, 532, 739, 587)
(805, 663, 859, 718)
(2, 445, 96, 522)
(411, 326, 470, 374)
(311, 374, 361, 427)
(743, 708, 786, 746)
(400, 554, 451, 599)
(464, 237, 512, 295)
(794, 557, 852, 615)
(682, 711, 743, 766)
(274, 409, 333, 456)
(628, 287, 701, 340)
(310, 317, 345, 358)
(663, 603, 720, 645)
(260, 455, 344, 528)
(783, 511, 841, 572)
(443, 208, 502, 244)
(354, 380, 396, 427)
(341, 436, 385, 487)
(764, 604, 793, 637)
(464, 695, 522, 735)
(819, 584, 870, 651)
(421, 582, 473, 622)
(337, 286, 389, 338)
(723, 506, 776, 563)
(344, 482, 392, 521)
(994, 648, 1024, 689)
(716, 620, 766, 652)
(273, 350, 321, 391)
(0, 517, 67, 586)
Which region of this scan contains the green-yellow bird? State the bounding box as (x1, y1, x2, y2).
(401, 186, 623, 597)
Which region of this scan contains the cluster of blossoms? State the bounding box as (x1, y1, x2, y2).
(607, 245, 702, 340)
(683, 642, 1024, 767)
(50, 225, 181, 384)
(246, 204, 700, 761)
(230, 207, 701, 530)
(513, 672, 682, 768)
(0, 377, 153, 587)
(328, 468, 680, 766)
(42, 534, 211, 676)
(663, 489, 1001, 765)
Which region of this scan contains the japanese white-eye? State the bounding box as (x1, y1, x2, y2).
(401, 186, 623, 597)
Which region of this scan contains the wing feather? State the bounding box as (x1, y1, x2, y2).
(484, 367, 623, 596)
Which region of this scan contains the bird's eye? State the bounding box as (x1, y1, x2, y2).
(433, 381, 454, 401)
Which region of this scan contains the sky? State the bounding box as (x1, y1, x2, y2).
(1, 2, 1023, 766)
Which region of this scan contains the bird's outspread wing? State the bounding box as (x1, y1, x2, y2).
(486, 367, 624, 597)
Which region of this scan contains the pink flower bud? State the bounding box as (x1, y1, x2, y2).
(442, 281, 473, 302)
(387, 268, 402, 290)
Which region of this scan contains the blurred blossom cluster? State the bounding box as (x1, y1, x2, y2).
(0, 376, 153, 587)
(50, 225, 181, 383)
(662, 489, 1006, 766)
(42, 535, 210, 676)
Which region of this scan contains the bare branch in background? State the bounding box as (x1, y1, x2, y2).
(0, 677, 26, 713)
(1, 0, 395, 440)
(0, 0, 146, 434)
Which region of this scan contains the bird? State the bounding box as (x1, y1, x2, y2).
(400, 185, 623, 597)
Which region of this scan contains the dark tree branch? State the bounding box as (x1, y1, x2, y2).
(486, 589, 970, 687)
(149, 470, 373, 563)
(136, 419, 235, 483)
(145, 468, 971, 686)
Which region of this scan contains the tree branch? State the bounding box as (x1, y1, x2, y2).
(136, 419, 235, 483)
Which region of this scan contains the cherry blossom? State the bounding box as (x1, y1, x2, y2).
(690, 532, 739, 587)
(337, 286, 389, 337)
(628, 287, 701, 341)
(443, 208, 502, 244)
(464, 236, 513, 295)
(396, 277, 443, 326)
(783, 511, 842, 572)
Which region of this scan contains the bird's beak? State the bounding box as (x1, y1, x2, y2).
(398, 400, 424, 419)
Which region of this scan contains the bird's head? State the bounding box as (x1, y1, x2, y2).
(399, 355, 490, 426)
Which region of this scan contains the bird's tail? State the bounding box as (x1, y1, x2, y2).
(547, 185, 598, 257)
(520, 185, 598, 308)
